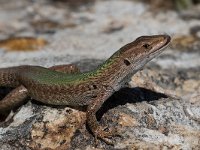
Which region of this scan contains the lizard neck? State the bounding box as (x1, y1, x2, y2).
(88, 54, 135, 91)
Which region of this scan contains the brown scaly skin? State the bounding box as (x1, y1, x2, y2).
(0, 35, 171, 145)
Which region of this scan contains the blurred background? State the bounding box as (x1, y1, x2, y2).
(0, 0, 199, 63)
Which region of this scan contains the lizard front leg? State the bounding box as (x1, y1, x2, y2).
(86, 86, 118, 145)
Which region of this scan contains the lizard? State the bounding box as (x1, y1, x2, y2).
(0, 35, 171, 145)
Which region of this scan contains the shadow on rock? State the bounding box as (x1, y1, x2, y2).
(97, 87, 168, 120)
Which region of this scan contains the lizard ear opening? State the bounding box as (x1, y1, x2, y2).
(123, 59, 131, 66)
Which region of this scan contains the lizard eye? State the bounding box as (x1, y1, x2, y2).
(124, 59, 131, 66)
(143, 43, 150, 49)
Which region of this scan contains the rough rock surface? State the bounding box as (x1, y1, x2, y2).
(0, 0, 199, 149)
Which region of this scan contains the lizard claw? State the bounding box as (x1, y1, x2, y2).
(93, 126, 120, 146)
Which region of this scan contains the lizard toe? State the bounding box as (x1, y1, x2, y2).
(93, 126, 120, 146)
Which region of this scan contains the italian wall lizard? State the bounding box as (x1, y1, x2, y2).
(0, 35, 171, 144)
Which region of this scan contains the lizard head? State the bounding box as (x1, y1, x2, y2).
(118, 34, 171, 69)
(94, 35, 171, 89)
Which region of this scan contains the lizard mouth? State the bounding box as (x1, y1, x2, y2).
(160, 35, 171, 48)
(146, 35, 171, 61)
(164, 35, 171, 45)
(151, 35, 171, 54)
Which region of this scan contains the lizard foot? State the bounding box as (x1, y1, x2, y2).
(93, 126, 120, 146)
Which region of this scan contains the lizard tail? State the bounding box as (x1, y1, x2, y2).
(0, 67, 20, 87)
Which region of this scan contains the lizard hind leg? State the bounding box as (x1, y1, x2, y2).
(0, 85, 28, 113)
(49, 64, 80, 74)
